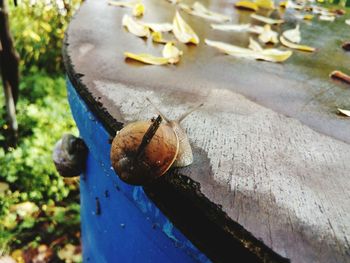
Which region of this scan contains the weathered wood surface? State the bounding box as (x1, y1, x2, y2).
(64, 0, 350, 262)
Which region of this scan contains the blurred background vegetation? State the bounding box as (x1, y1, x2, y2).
(0, 0, 82, 262)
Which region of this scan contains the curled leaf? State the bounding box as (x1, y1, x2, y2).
(258, 24, 278, 44)
(125, 52, 169, 65)
(133, 3, 145, 17)
(122, 14, 149, 37)
(143, 22, 173, 32)
(330, 70, 350, 85)
(337, 108, 350, 117)
(280, 36, 315, 52)
(173, 11, 199, 44)
(182, 2, 231, 22)
(251, 13, 284, 24)
(211, 23, 251, 32)
(255, 0, 275, 9)
(162, 42, 183, 64)
(282, 25, 301, 43)
(205, 39, 292, 62)
(234, 1, 258, 11)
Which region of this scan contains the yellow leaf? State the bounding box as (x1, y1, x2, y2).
(109, 1, 144, 17)
(258, 24, 278, 44)
(255, 0, 275, 9)
(211, 23, 251, 32)
(151, 31, 168, 43)
(279, 1, 287, 8)
(205, 39, 292, 62)
(280, 36, 315, 52)
(132, 3, 145, 17)
(282, 25, 301, 43)
(162, 42, 183, 64)
(234, 1, 258, 11)
(124, 52, 169, 65)
(28, 30, 41, 42)
(173, 11, 199, 44)
(183, 2, 231, 22)
(346, 19, 350, 25)
(142, 22, 173, 32)
(303, 14, 314, 20)
(338, 108, 350, 117)
(251, 13, 284, 24)
(122, 14, 150, 37)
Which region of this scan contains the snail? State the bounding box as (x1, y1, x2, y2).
(110, 99, 202, 185)
(52, 134, 88, 177)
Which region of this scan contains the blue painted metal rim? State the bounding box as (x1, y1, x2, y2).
(66, 77, 211, 263)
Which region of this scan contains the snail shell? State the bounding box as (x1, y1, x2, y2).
(110, 101, 202, 185)
(111, 119, 180, 185)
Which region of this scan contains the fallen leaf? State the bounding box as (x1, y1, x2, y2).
(142, 22, 173, 32)
(151, 31, 169, 43)
(109, 0, 135, 7)
(258, 24, 278, 44)
(132, 3, 145, 17)
(182, 2, 231, 22)
(282, 25, 301, 43)
(205, 39, 292, 62)
(302, 14, 314, 20)
(210, 23, 251, 32)
(0, 256, 16, 263)
(109, 1, 144, 17)
(330, 70, 350, 84)
(124, 52, 169, 65)
(248, 37, 263, 51)
(280, 36, 315, 52)
(173, 11, 199, 44)
(337, 108, 350, 117)
(234, 1, 258, 11)
(319, 15, 335, 21)
(255, 0, 275, 9)
(122, 14, 150, 37)
(10, 201, 39, 218)
(251, 13, 284, 24)
(32, 244, 53, 263)
(285, 0, 303, 10)
(57, 244, 82, 263)
(0, 182, 9, 194)
(162, 42, 183, 64)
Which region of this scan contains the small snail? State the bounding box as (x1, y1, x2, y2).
(52, 134, 88, 177)
(110, 100, 202, 185)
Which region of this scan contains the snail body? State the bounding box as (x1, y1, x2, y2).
(110, 102, 201, 185)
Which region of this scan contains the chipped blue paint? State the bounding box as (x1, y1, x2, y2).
(66, 78, 211, 263)
(162, 221, 179, 243)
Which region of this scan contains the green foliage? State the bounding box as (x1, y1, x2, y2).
(0, 0, 83, 258)
(9, 0, 81, 74)
(0, 71, 78, 201)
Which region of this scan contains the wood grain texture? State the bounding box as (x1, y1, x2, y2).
(63, 0, 350, 262)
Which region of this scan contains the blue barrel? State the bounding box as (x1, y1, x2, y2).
(67, 79, 210, 263)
